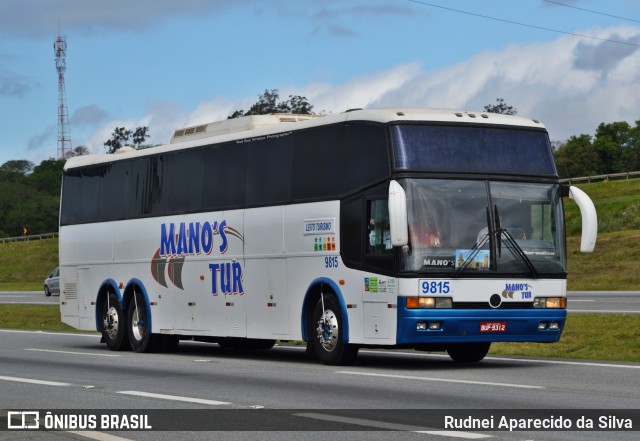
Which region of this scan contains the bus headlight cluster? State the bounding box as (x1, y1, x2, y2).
(533, 297, 566, 309)
(406, 297, 452, 309)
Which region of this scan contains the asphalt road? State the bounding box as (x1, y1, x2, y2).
(0, 330, 638, 441)
(2, 291, 640, 313)
(567, 291, 640, 313)
(0, 291, 56, 305)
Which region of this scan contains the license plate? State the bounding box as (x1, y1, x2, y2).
(480, 321, 507, 332)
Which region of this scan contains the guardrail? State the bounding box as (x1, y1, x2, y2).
(0, 232, 58, 244)
(559, 171, 640, 184)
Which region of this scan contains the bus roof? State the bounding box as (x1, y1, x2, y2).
(64, 108, 546, 170)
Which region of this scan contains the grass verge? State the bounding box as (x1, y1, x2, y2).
(0, 304, 79, 332)
(491, 313, 640, 362)
(567, 230, 640, 290)
(1, 305, 638, 363)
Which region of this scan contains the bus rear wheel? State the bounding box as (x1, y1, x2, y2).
(101, 292, 129, 351)
(127, 292, 162, 353)
(311, 294, 358, 365)
(447, 342, 491, 363)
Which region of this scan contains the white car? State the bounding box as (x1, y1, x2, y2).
(44, 267, 60, 297)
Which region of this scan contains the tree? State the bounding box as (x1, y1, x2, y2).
(553, 134, 599, 178)
(104, 126, 150, 153)
(29, 159, 65, 196)
(0, 160, 34, 183)
(64, 145, 90, 159)
(229, 89, 314, 119)
(0, 158, 61, 237)
(104, 127, 132, 153)
(132, 127, 150, 146)
(593, 121, 635, 174)
(483, 98, 517, 115)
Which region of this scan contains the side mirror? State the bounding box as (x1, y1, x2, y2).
(388, 180, 408, 247)
(569, 186, 597, 253)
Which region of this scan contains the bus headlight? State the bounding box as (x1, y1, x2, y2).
(533, 297, 566, 309)
(406, 297, 452, 309)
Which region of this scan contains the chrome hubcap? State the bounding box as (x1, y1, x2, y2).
(131, 306, 145, 341)
(316, 308, 339, 352)
(103, 307, 119, 340)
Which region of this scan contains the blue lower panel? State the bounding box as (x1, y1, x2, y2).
(397, 298, 567, 344)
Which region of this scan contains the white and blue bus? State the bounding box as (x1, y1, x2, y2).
(59, 108, 597, 365)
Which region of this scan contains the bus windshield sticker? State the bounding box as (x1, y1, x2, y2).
(455, 249, 490, 270)
(365, 277, 396, 294)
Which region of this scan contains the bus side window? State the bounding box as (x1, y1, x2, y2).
(367, 200, 391, 255)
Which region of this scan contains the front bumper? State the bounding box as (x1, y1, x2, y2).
(397, 297, 566, 344)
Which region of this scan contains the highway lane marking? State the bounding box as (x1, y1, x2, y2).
(295, 413, 490, 439)
(68, 432, 134, 441)
(25, 348, 121, 357)
(1, 301, 57, 305)
(118, 390, 230, 406)
(0, 375, 71, 386)
(0, 329, 100, 338)
(485, 356, 640, 369)
(338, 371, 543, 389)
(354, 348, 640, 369)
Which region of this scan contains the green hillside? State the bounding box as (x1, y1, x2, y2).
(564, 178, 640, 290)
(0, 178, 638, 291)
(0, 238, 58, 290)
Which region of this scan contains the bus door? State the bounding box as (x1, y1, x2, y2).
(362, 196, 394, 340)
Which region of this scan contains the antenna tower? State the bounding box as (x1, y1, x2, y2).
(54, 33, 72, 159)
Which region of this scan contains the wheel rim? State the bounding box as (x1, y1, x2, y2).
(131, 306, 146, 342)
(103, 306, 119, 340)
(316, 308, 339, 352)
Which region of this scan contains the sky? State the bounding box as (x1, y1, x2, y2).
(1, 0, 639, 165)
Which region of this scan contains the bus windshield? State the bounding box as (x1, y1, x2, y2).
(400, 179, 566, 277)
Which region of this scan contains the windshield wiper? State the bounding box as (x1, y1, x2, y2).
(453, 206, 495, 277)
(494, 206, 538, 279)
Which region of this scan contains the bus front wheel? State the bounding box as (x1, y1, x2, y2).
(101, 292, 129, 351)
(447, 342, 491, 363)
(311, 294, 358, 365)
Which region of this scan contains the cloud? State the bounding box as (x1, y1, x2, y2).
(0, 71, 34, 97)
(573, 33, 640, 73)
(308, 3, 417, 39)
(70, 105, 108, 127)
(79, 25, 640, 150)
(0, 0, 254, 37)
(365, 26, 640, 141)
(27, 125, 55, 151)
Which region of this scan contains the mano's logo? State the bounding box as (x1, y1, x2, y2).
(151, 220, 244, 290)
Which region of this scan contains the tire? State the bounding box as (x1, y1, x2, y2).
(44, 286, 51, 297)
(127, 291, 162, 353)
(447, 342, 491, 363)
(101, 292, 129, 351)
(310, 294, 358, 365)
